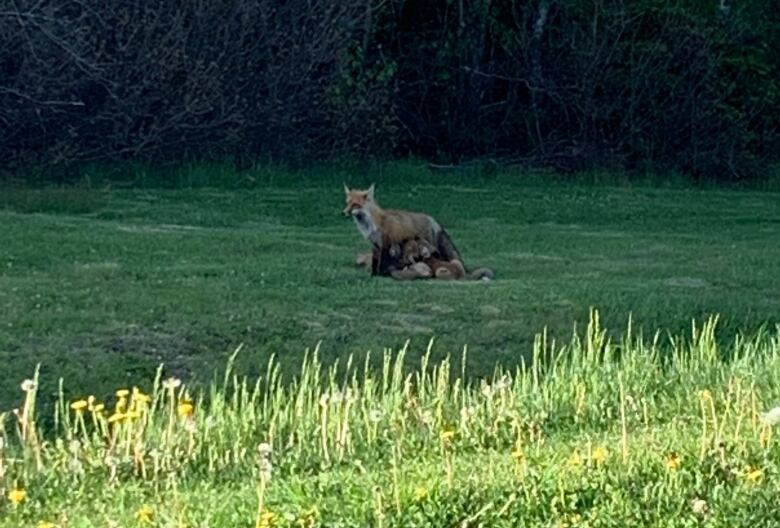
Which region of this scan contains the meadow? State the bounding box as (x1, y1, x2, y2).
(1, 164, 779, 526)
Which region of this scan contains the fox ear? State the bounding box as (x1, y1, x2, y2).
(343, 182, 350, 194)
(367, 183, 375, 200)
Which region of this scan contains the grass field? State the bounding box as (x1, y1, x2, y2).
(2, 315, 780, 526)
(1, 164, 780, 525)
(1, 165, 778, 412)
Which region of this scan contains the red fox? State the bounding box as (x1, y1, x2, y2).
(394, 237, 465, 280)
(343, 184, 494, 280)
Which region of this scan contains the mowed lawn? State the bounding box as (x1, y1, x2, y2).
(1, 171, 779, 409)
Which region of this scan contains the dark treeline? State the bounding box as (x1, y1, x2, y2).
(1, 1, 778, 181)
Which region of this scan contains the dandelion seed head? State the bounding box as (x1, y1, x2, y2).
(761, 406, 780, 426)
(163, 377, 182, 390)
(691, 498, 708, 515)
(257, 442, 273, 457)
(21, 379, 35, 392)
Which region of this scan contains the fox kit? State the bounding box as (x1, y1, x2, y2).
(393, 237, 480, 281)
(343, 183, 462, 276)
(343, 184, 494, 280)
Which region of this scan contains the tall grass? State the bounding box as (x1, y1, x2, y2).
(2, 311, 780, 526)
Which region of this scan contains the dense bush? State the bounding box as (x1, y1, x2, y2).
(1, 1, 778, 181)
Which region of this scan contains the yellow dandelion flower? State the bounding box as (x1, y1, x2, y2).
(127, 410, 142, 420)
(413, 486, 428, 501)
(177, 401, 194, 418)
(116, 389, 130, 398)
(567, 451, 583, 468)
(92, 403, 105, 414)
(70, 400, 88, 412)
(115, 397, 128, 413)
(440, 429, 456, 442)
(136, 504, 154, 523)
(132, 388, 152, 404)
(698, 389, 712, 401)
(591, 446, 608, 465)
(108, 412, 126, 424)
(258, 510, 277, 528)
(299, 506, 318, 523)
(745, 467, 763, 484)
(665, 452, 681, 472)
(8, 488, 26, 506)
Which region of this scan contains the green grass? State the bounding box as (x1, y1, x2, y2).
(2, 314, 780, 527)
(1, 163, 780, 526)
(0, 163, 779, 413)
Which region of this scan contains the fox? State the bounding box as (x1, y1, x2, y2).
(343, 183, 494, 280)
(391, 237, 467, 281)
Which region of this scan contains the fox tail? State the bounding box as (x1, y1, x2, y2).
(437, 228, 494, 280)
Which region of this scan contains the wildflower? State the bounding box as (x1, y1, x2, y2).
(459, 406, 476, 422)
(177, 400, 194, 418)
(126, 410, 142, 421)
(567, 451, 583, 468)
(115, 389, 130, 398)
(761, 406, 780, 426)
(511, 447, 524, 463)
(591, 446, 608, 465)
(744, 466, 763, 484)
(413, 486, 428, 501)
(108, 412, 126, 424)
(257, 442, 273, 457)
(115, 397, 128, 413)
(70, 400, 88, 412)
(698, 389, 712, 401)
(440, 429, 456, 442)
(132, 388, 152, 405)
(21, 379, 35, 392)
(296, 507, 318, 527)
(163, 377, 182, 390)
(92, 403, 105, 414)
(318, 394, 329, 407)
(480, 383, 493, 398)
(665, 452, 681, 472)
(368, 409, 383, 422)
(258, 510, 277, 528)
(493, 375, 511, 391)
(136, 504, 155, 523)
(37, 522, 56, 528)
(8, 488, 26, 506)
(691, 498, 708, 515)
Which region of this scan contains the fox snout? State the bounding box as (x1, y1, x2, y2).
(344, 207, 365, 220)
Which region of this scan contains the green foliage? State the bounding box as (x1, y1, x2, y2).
(3, 1, 779, 180)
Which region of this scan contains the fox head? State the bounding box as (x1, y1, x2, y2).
(342, 183, 375, 218)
